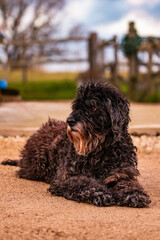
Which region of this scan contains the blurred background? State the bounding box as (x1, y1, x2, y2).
(0, 0, 160, 102)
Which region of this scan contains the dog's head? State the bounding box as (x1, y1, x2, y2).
(67, 82, 130, 156)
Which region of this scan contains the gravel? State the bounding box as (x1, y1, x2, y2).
(132, 135, 160, 153)
(0, 135, 159, 154)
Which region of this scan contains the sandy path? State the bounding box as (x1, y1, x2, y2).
(0, 101, 160, 128)
(0, 137, 160, 240)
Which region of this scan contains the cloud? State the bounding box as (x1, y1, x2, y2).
(91, 9, 160, 38)
(54, 0, 92, 36)
(64, 0, 92, 24)
(84, 0, 129, 26)
(128, 0, 160, 6)
(61, 0, 160, 38)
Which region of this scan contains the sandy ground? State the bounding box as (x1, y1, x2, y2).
(0, 101, 160, 128)
(0, 137, 160, 240)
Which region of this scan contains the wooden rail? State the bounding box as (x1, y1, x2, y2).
(5, 37, 88, 46)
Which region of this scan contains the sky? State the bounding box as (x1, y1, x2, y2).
(1, 0, 160, 72)
(65, 0, 160, 38)
(44, 0, 160, 72)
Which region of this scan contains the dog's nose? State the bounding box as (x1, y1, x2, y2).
(67, 117, 76, 127)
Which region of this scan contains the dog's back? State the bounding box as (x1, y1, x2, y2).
(2, 119, 70, 183)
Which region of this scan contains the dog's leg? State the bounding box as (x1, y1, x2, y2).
(48, 175, 115, 207)
(104, 167, 151, 208)
(110, 179, 151, 208)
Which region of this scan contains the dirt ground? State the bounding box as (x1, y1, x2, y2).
(0, 136, 160, 240)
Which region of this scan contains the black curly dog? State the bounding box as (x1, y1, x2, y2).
(2, 82, 151, 207)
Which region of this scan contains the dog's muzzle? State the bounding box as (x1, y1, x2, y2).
(67, 116, 88, 155)
(67, 117, 104, 156)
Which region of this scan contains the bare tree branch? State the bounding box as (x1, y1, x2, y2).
(0, 0, 66, 70)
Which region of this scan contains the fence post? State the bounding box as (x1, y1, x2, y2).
(88, 32, 98, 79)
(99, 41, 105, 75)
(21, 64, 28, 83)
(128, 22, 138, 98)
(112, 35, 118, 86)
(147, 40, 153, 92)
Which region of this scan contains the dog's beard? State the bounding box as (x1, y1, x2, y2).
(67, 122, 104, 156)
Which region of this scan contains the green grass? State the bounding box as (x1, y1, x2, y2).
(0, 70, 78, 100)
(119, 81, 160, 103)
(134, 90, 160, 103)
(0, 70, 78, 82)
(8, 80, 77, 100)
(1, 70, 160, 102)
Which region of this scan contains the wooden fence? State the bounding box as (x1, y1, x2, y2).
(2, 33, 119, 83)
(1, 22, 160, 91)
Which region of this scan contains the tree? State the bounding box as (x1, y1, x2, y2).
(0, 0, 66, 81)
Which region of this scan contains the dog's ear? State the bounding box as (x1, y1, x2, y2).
(105, 98, 128, 142)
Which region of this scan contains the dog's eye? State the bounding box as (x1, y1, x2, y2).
(92, 107, 97, 111)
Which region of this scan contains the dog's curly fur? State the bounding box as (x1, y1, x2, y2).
(2, 82, 151, 207)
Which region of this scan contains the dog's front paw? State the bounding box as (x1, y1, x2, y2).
(93, 192, 114, 207)
(118, 192, 151, 208)
(48, 181, 64, 196)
